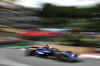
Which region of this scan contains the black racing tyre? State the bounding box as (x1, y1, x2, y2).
(24, 49, 35, 56)
(53, 52, 70, 60)
(60, 56, 70, 61)
(53, 52, 63, 57)
(59, 56, 80, 62)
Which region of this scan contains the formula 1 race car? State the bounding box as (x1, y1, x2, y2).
(24, 45, 81, 62)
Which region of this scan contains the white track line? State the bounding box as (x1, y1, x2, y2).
(80, 54, 100, 59)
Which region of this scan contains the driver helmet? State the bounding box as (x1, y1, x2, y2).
(66, 50, 71, 53)
(45, 45, 49, 49)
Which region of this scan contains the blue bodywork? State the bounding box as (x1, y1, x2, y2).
(54, 50, 79, 59)
(34, 48, 79, 59)
(34, 48, 53, 55)
(61, 52, 79, 59)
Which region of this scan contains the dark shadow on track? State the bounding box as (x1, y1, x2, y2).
(24, 55, 83, 63)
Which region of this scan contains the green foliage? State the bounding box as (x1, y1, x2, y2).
(53, 35, 99, 47)
(41, 3, 100, 18)
(76, 28, 100, 32)
(66, 35, 84, 46)
(40, 17, 68, 27)
(40, 3, 100, 30)
(41, 3, 77, 17)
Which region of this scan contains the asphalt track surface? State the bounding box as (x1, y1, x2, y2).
(0, 48, 100, 66)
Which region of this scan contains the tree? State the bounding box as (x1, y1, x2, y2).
(41, 3, 77, 18)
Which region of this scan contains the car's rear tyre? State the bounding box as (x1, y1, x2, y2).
(24, 49, 35, 56)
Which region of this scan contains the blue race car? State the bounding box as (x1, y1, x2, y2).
(24, 47, 81, 62)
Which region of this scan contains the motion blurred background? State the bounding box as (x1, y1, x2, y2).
(0, 0, 100, 52)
